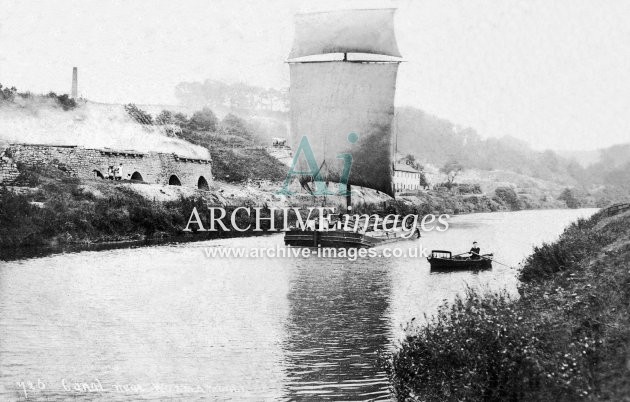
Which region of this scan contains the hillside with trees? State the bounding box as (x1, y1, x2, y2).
(172, 80, 629, 207)
(124, 103, 288, 183)
(394, 107, 629, 206)
(1, 83, 78, 110)
(394, 107, 580, 185)
(174, 79, 288, 115)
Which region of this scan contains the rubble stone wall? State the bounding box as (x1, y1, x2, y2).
(0, 143, 212, 189)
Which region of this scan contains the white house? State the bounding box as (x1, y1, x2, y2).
(393, 163, 422, 193)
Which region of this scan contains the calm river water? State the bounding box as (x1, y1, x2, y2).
(0, 209, 597, 401)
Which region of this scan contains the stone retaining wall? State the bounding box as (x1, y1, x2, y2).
(0, 143, 213, 189)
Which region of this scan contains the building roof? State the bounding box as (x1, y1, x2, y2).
(394, 163, 420, 173)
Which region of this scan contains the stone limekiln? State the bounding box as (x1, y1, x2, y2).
(0, 143, 212, 190)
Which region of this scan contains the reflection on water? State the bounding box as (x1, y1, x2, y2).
(0, 209, 596, 400)
(283, 258, 393, 400)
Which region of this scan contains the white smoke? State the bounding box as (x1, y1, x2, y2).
(0, 98, 210, 159)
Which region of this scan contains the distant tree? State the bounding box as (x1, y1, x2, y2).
(558, 188, 581, 209)
(155, 110, 184, 136)
(172, 112, 189, 126)
(2, 84, 79, 109)
(604, 162, 630, 191)
(495, 186, 520, 210)
(124, 104, 153, 125)
(440, 160, 464, 188)
(600, 143, 630, 168)
(403, 154, 422, 170)
(44, 91, 77, 110)
(402, 154, 428, 188)
(540, 150, 560, 173)
(55, 94, 77, 111)
(457, 183, 483, 195)
(566, 160, 586, 183)
(174, 79, 290, 112)
(419, 172, 429, 188)
(190, 107, 218, 131)
(220, 113, 253, 138)
(155, 110, 174, 125)
(0, 84, 17, 101)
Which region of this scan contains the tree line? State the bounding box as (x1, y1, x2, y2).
(0, 83, 77, 110)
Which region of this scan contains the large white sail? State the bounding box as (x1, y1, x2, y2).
(289, 9, 401, 59)
(289, 61, 399, 196)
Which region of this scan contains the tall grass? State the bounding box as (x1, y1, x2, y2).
(389, 210, 630, 401)
(0, 165, 280, 249)
(519, 215, 609, 282)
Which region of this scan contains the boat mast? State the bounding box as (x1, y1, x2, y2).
(395, 110, 398, 156)
(345, 52, 351, 213)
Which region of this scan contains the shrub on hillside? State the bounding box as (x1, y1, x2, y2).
(13, 163, 41, 187)
(455, 183, 482, 194)
(494, 186, 520, 210)
(558, 188, 581, 209)
(389, 289, 592, 401)
(190, 107, 218, 131)
(175, 119, 288, 182)
(1, 84, 77, 110)
(220, 113, 253, 138)
(124, 103, 153, 125)
(0, 83, 17, 101)
(45, 92, 77, 110)
(519, 216, 607, 282)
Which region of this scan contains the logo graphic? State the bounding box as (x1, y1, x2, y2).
(277, 133, 358, 196)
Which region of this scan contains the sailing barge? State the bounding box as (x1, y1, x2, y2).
(283, 9, 414, 248)
(284, 214, 420, 248)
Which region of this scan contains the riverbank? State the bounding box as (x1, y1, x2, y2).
(0, 164, 283, 251)
(0, 162, 576, 256)
(0, 164, 378, 252)
(388, 205, 630, 401)
(398, 186, 566, 215)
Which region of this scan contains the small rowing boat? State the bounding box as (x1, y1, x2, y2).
(427, 250, 493, 270)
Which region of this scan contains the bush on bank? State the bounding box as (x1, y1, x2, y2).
(0, 182, 184, 248)
(389, 209, 630, 401)
(0, 164, 288, 250)
(389, 289, 592, 401)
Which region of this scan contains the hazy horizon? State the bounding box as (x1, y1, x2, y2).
(1, 0, 629, 151)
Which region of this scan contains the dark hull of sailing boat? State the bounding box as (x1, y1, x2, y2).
(284, 228, 418, 248)
(427, 250, 493, 270)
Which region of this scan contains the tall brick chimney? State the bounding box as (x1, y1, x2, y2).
(71, 67, 78, 98)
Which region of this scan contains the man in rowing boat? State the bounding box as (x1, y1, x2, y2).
(470, 241, 481, 259)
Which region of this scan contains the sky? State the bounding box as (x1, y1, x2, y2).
(1, 0, 629, 151)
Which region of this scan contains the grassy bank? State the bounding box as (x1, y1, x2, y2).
(398, 184, 566, 215)
(0, 165, 283, 251)
(0, 168, 196, 249)
(0, 167, 568, 253)
(388, 207, 630, 401)
(0, 154, 578, 255)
